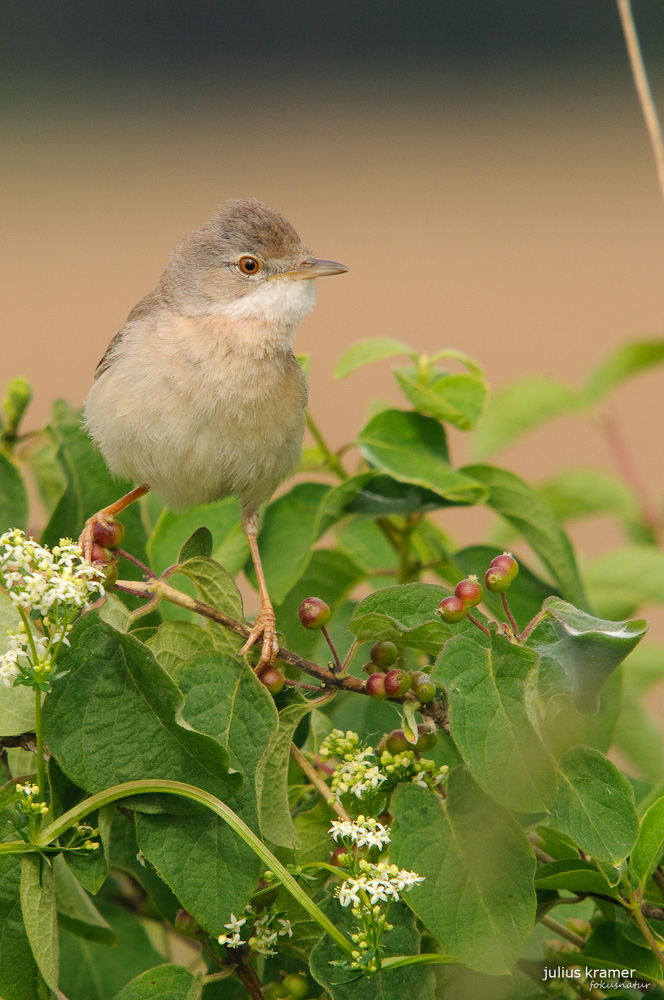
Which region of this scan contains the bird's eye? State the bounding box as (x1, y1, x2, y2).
(238, 255, 262, 275)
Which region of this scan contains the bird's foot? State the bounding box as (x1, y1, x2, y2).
(240, 604, 280, 670)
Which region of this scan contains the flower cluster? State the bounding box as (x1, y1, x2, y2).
(329, 815, 391, 850)
(336, 861, 425, 908)
(16, 782, 48, 816)
(0, 529, 104, 690)
(379, 748, 448, 792)
(218, 903, 293, 957)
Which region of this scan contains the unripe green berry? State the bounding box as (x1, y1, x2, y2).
(92, 515, 125, 549)
(489, 552, 519, 580)
(370, 640, 398, 668)
(415, 677, 436, 704)
(384, 668, 411, 697)
(385, 728, 411, 753)
(361, 661, 376, 675)
(298, 597, 331, 630)
(437, 595, 467, 623)
(174, 908, 207, 941)
(415, 724, 437, 752)
(365, 672, 386, 699)
(282, 974, 309, 1000)
(484, 566, 512, 593)
(454, 575, 483, 607)
(259, 666, 285, 695)
(263, 984, 287, 1000)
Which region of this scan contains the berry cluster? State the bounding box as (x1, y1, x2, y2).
(363, 641, 436, 704)
(437, 554, 519, 625)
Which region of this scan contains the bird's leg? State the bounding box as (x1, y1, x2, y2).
(79, 484, 151, 561)
(239, 509, 280, 670)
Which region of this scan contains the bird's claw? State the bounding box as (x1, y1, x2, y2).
(240, 606, 280, 670)
(78, 517, 96, 562)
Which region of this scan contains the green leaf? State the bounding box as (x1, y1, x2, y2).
(584, 546, 664, 620)
(178, 526, 213, 562)
(434, 632, 557, 812)
(114, 965, 203, 1000)
(109, 810, 182, 925)
(0, 451, 29, 533)
(23, 436, 66, 516)
(0, 593, 36, 736)
(461, 464, 586, 607)
(246, 482, 331, 604)
(539, 468, 640, 525)
(171, 555, 246, 654)
(357, 410, 487, 505)
(20, 853, 59, 991)
(320, 471, 450, 524)
(394, 369, 487, 430)
(390, 774, 536, 975)
(533, 859, 619, 897)
(53, 855, 116, 944)
(257, 700, 315, 848)
(0, 855, 41, 1000)
(146, 497, 248, 577)
(531, 596, 648, 714)
(147, 619, 216, 675)
(309, 896, 435, 1000)
(471, 377, 581, 459)
(586, 339, 664, 402)
(631, 797, 664, 886)
(41, 400, 149, 571)
(42, 613, 238, 803)
(349, 582, 470, 656)
(580, 920, 662, 982)
(548, 745, 639, 864)
(59, 898, 165, 1000)
(613, 681, 663, 780)
(334, 337, 416, 378)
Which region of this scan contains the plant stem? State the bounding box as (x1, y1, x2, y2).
(624, 880, 664, 968)
(33, 687, 45, 808)
(539, 914, 586, 949)
(290, 743, 350, 820)
(321, 626, 342, 673)
(601, 411, 661, 542)
(616, 0, 664, 213)
(500, 593, 520, 638)
(466, 613, 491, 638)
(305, 411, 348, 480)
(519, 609, 549, 644)
(115, 548, 155, 577)
(234, 961, 266, 1000)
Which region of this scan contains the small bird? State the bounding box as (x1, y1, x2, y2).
(81, 198, 348, 667)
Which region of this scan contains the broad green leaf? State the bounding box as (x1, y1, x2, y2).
(99, 593, 132, 633)
(531, 596, 648, 714)
(394, 368, 487, 430)
(23, 435, 66, 516)
(613, 687, 663, 780)
(0, 855, 41, 1000)
(0, 451, 29, 532)
(147, 620, 216, 675)
(533, 859, 619, 897)
(471, 377, 581, 459)
(0, 592, 36, 736)
(549, 745, 639, 864)
(178, 526, 213, 562)
(434, 632, 557, 812)
(257, 700, 314, 848)
(435, 966, 548, 1000)
(114, 965, 203, 1000)
(66, 802, 113, 896)
(309, 895, 435, 1000)
(20, 853, 59, 991)
(581, 920, 662, 981)
(59, 899, 165, 1000)
(146, 497, 248, 577)
(461, 464, 586, 607)
(246, 482, 331, 604)
(390, 774, 536, 974)
(276, 548, 366, 660)
(41, 400, 149, 573)
(584, 546, 664, 620)
(319, 471, 450, 527)
(334, 337, 415, 378)
(452, 545, 558, 629)
(586, 339, 664, 402)
(109, 810, 181, 925)
(539, 468, 640, 525)
(357, 410, 487, 504)
(349, 582, 472, 656)
(631, 797, 664, 886)
(335, 519, 396, 577)
(53, 855, 115, 945)
(171, 555, 246, 654)
(43, 613, 238, 803)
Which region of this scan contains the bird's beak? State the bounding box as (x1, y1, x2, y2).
(277, 256, 349, 280)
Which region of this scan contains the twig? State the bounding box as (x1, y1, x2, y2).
(305, 411, 348, 480)
(290, 743, 350, 821)
(115, 548, 155, 577)
(616, 0, 664, 213)
(321, 626, 342, 673)
(500, 593, 520, 638)
(601, 411, 661, 542)
(539, 914, 585, 949)
(466, 612, 491, 637)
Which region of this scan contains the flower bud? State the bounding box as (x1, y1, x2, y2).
(436, 595, 467, 623)
(369, 640, 398, 668)
(298, 596, 331, 630)
(1, 376, 31, 438)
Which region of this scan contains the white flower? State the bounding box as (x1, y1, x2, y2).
(328, 815, 391, 850)
(218, 931, 243, 948)
(277, 918, 292, 937)
(224, 913, 247, 933)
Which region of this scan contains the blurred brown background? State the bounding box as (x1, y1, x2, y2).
(2, 2, 664, 628)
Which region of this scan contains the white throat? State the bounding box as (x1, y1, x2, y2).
(212, 277, 317, 329)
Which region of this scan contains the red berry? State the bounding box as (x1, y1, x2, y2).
(384, 668, 411, 697)
(415, 677, 436, 704)
(370, 641, 398, 668)
(92, 515, 125, 549)
(90, 541, 111, 564)
(415, 724, 437, 753)
(489, 553, 519, 580)
(385, 728, 411, 753)
(365, 672, 387, 699)
(454, 575, 483, 607)
(298, 597, 331, 630)
(437, 595, 467, 623)
(484, 566, 512, 593)
(259, 667, 285, 695)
